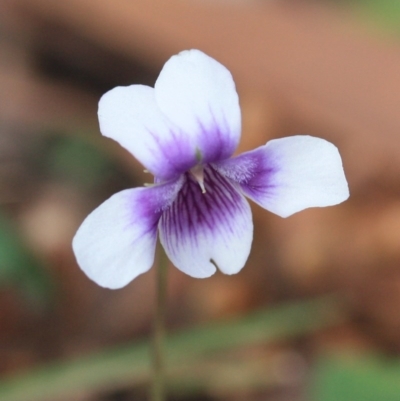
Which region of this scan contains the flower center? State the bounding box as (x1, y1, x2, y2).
(190, 165, 206, 193)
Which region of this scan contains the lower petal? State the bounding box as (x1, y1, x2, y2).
(159, 167, 253, 278)
(72, 179, 183, 289)
(214, 135, 349, 218)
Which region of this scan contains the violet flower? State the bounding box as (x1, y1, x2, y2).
(73, 50, 349, 289)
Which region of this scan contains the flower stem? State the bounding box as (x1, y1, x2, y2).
(151, 247, 168, 401)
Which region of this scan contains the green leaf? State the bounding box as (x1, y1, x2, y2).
(45, 133, 114, 191)
(310, 353, 400, 401)
(0, 210, 51, 306)
(0, 296, 344, 401)
(351, 0, 400, 35)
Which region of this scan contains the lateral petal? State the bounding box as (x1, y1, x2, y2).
(215, 135, 349, 218)
(72, 179, 183, 289)
(159, 167, 253, 278)
(155, 50, 241, 164)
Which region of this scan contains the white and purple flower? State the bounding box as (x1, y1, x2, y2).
(72, 50, 349, 289)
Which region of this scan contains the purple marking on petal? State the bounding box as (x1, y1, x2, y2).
(148, 116, 237, 179)
(136, 176, 185, 215)
(196, 108, 238, 164)
(138, 107, 236, 179)
(213, 145, 280, 201)
(122, 177, 186, 247)
(144, 127, 196, 179)
(159, 165, 253, 278)
(139, 103, 237, 177)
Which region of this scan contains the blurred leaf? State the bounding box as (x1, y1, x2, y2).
(0, 210, 51, 306)
(0, 296, 344, 401)
(351, 0, 400, 35)
(310, 353, 400, 401)
(45, 133, 114, 191)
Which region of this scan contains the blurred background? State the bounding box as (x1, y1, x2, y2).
(1, 0, 400, 400)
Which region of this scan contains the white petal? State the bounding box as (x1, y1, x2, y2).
(155, 49, 241, 164)
(159, 166, 253, 278)
(72, 179, 183, 289)
(215, 135, 349, 218)
(98, 85, 196, 180)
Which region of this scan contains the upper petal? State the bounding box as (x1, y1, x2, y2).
(98, 85, 195, 180)
(214, 135, 349, 218)
(72, 178, 183, 289)
(154, 50, 241, 164)
(159, 166, 253, 278)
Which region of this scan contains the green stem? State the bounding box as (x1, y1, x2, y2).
(151, 247, 168, 401)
